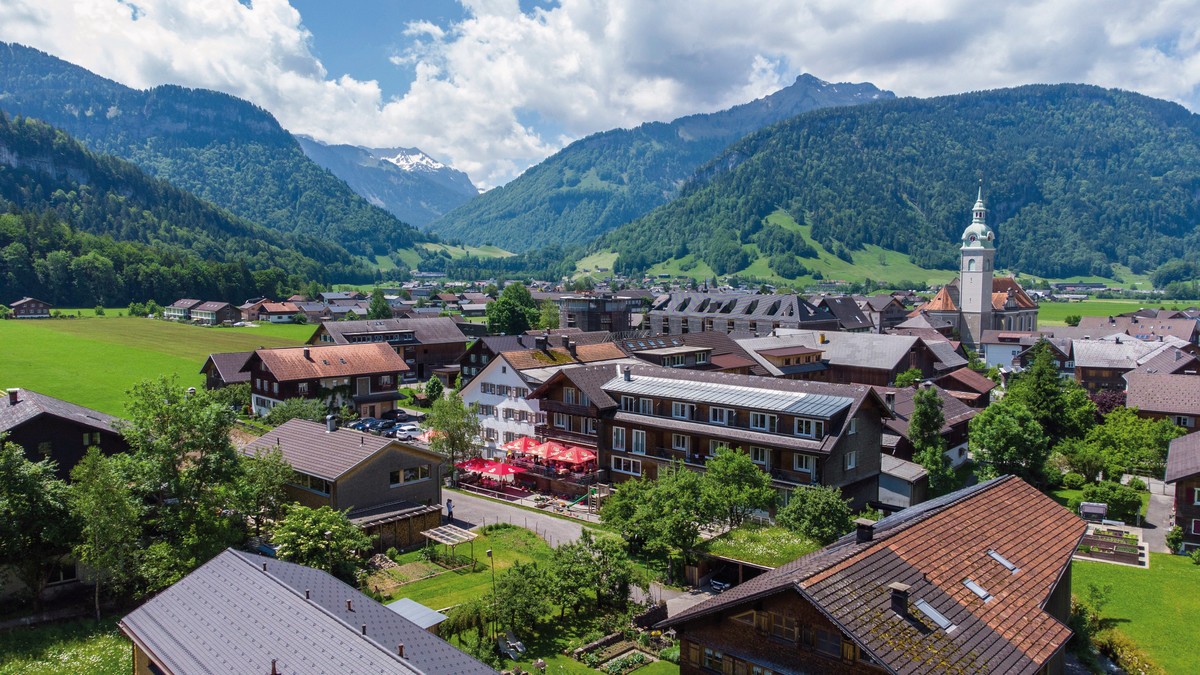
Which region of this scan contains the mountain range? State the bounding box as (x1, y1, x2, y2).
(594, 84, 1200, 281)
(426, 74, 894, 250)
(295, 136, 477, 227)
(0, 42, 429, 258)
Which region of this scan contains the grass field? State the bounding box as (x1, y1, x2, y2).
(698, 524, 820, 568)
(0, 616, 128, 675)
(1037, 298, 1200, 326)
(1073, 553, 1199, 674)
(1, 317, 312, 415)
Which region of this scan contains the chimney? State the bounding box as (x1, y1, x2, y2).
(303, 346, 311, 360)
(6, 389, 17, 406)
(888, 582, 911, 616)
(361, 624, 367, 636)
(535, 335, 547, 350)
(884, 392, 896, 413)
(561, 334, 571, 348)
(262, 562, 268, 571)
(568, 340, 577, 357)
(271, 659, 279, 675)
(346, 599, 353, 612)
(820, 333, 828, 344)
(623, 366, 632, 382)
(854, 518, 876, 544)
(326, 414, 337, 433)
(397, 643, 406, 659)
(305, 589, 311, 600)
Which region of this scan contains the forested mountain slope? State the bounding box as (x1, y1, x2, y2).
(0, 112, 372, 307)
(428, 75, 893, 250)
(598, 84, 1200, 280)
(0, 43, 429, 257)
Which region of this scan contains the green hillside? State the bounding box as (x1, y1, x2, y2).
(429, 75, 893, 251)
(598, 84, 1200, 283)
(0, 43, 432, 257)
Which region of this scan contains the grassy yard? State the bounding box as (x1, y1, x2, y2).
(1, 316, 311, 415)
(698, 524, 820, 568)
(0, 616, 129, 675)
(1072, 553, 1200, 674)
(1049, 487, 1150, 519)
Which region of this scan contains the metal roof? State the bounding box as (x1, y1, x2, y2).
(387, 598, 448, 630)
(601, 374, 852, 418)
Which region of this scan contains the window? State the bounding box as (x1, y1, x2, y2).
(702, 647, 723, 671)
(621, 395, 635, 412)
(389, 469, 403, 487)
(794, 418, 824, 438)
(749, 446, 769, 466)
(1176, 416, 1195, 428)
(611, 456, 642, 475)
(814, 628, 841, 657)
(297, 382, 309, 395)
(672, 402, 694, 419)
(847, 417, 857, 435)
(564, 387, 577, 404)
(503, 431, 516, 444)
(672, 434, 690, 451)
(631, 429, 646, 454)
(578, 391, 590, 407)
(750, 412, 777, 432)
(696, 351, 709, 364)
(293, 472, 331, 495)
(710, 440, 725, 455)
(665, 354, 685, 367)
(844, 450, 858, 470)
(1194, 488, 1200, 506)
(554, 413, 569, 429)
(639, 398, 653, 415)
(732, 610, 756, 626)
(794, 454, 815, 474)
(478, 404, 495, 416)
(272, 381, 279, 394)
(710, 407, 732, 425)
(502, 408, 513, 420)
(612, 427, 626, 451)
(770, 612, 798, 642)
(404, 465, 430, 483)
(1192, 519, 1200, 536)
(82, 432, 101, 447)
(584, 418, 598, 435)
(380, 375, 393, 386)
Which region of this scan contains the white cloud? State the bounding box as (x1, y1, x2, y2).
(0, 0, 1198, 190)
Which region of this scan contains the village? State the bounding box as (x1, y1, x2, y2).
(4, 192, 1200, 674)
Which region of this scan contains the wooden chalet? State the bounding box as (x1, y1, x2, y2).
(9, 296, 52, 318)
(243, 343, 409, 418)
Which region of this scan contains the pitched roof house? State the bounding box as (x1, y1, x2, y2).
(9, 296, 52, 318)
(119, 548, 495, 674)
(875, 383, 978, 469)
(243, 344, 409, 419)
(0, 388, 129, 480)
(662, 476, 1085, 675)
(191, 301, 239, 325)
(200, 351, 253, 389)
(1165, 433, 1200, 551)
(310, 318, 468, 381)
(647, 292, 840, 336)
(164, 298, 203, 321)
(736, 330, 951, 387)
(1123, 373, 1200, 433)
(458, 330, 611, 384)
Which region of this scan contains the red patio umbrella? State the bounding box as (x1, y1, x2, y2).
(479, 461, 527, 482)
(529, 440, 568, 460)
(550, 446, 596, 465)
(503, 436, 541, 455)
(416, 429, 444, 444)
(455, 457, 491, 472)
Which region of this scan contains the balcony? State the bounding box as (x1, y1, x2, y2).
(770, 468, 818, 487)
(534, 424, 599, 446)
(540, 399, 593, 416)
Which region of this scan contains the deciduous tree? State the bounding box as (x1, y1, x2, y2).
(233, 446, 294, 536)
(273, 504, 374, 583)
(71, 448, 141, 619)
(775, 485, 853, 545)
(367, 288, 391, 319)
(969, 398, 1049, 481)
(485, 283, 538, 335)
(426, 390, 482, 486)
(909, 386, 956, 495)
(0, 440, 77, 610)
(702, 447, 776, 526)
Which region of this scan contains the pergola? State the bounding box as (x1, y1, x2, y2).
(420, 524, 479, 569)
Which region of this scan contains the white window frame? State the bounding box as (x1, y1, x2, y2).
(639, 398, 653, 415)
(612, 427, 626, 451)
(848, 417, 858, 434)
(750, 412, 777, 432)
(1176, 415, 1195, 428)
(553, 412, 569, 429)
(710, 407, 731, 425)
(696, 351, 709, 364)
(845, 450, 858, 471)
(631, 429, 646, 455)
(563, 387, 577, 405)
(749, 446, 770, 466)
(672, 401, 694, 419)
(795, 418, 824, 438)
(611, 456, 642, 476)
(621, 395, 635, 412)
(672, 434, 690, 452)
(1193, 488, 1200, 506)
(584, 418, 598, 435)
(794, 454, 815, 474)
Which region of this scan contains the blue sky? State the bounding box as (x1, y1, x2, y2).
(1, 1, 1198, 189)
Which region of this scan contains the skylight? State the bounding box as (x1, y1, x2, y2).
(963, 579, 993, 603)
(987, 549, 1020, 573)
(913, 599, 956, 633)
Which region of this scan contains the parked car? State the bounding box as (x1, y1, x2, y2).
(382, 408, 410, 421)
(348, 417, 378, 431)
(395, 423, 420, 434)
(370, 420, 398, 435)
(709, 567, 737, 592)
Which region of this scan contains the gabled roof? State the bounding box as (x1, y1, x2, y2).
(120, 548, 495, 675)
(874, 384, 977, 438)
(315, 318, 467, 346)
(923, 339, 968, 371)
(241, 419, 435, 481)
(991, 277, 1039, 310)
(201, 351, 253, 384)
(0, 388, 123, 435)
(1078, 315, 1199, 342)
(1166, 433, 1200, 483)
(10, 296, 51, 307)
(651, 292, 836, 324)
(248, 344, 409, 382)
(664, 476, 1085, 675)
(1130, 347, 1200, 375)
(896, 311, 953, 331)
(500, 343, 626, 371)
(737, 330, 923, 374)
(934, 366, 998, 396)
(861, 294, 905, 312)
(193, 301, 233, 313)
(168, 298, 203, 310)
(918, 286, 958, 312)
(816, 297, 873, 331)
(1071, 338, 1162, 369)
(1124, 373, 1200, 416)
(259, 302, 300, 314)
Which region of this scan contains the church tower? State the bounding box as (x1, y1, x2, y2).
(959, 184, 995, 348)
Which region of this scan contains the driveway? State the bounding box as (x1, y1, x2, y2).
(1139, 476, 1176, 553)
(442, 490, 584, 549)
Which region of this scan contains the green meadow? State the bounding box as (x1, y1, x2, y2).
(1037, 298, 1200, 326)
(1, 316, 313, 415)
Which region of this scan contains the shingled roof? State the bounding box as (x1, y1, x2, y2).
(120, 548, 495, 674)
(664, 476, 1085, 675)
(500, 343, 626, 371)
(248, 344, 408, 382)
(0, 388, 123, 435)
(1166, 433, 1200, 483)
(1124, 373, 1200, 416)
(201, 351, 253, 384)
(874, 384, 977, 438)
(240, 419, 436, 481)
(314, 318, 467, 345)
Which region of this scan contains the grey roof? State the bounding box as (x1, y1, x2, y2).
(1129, 347, 1200, 375)
(651, 292, 837, 324)
(0, 388, 123, 435)
(875, 385, 977, 438)
(816, 297, 873, 331)
(1071, 339, 1167, 369)
(602, 373, 853, 418)
(881, 453, 928, 482)
(611, 411, 830, 453)
(168, 298, 203, 309)
(120, 549, 494, 674)
(923, 339, 968, 371)
(194, 301, 232, 313)
(240, 419, 435, 481)
(314, 318, 467, 346)
(1166, 433, 1200, 483)
(1124, 373, 1200, 416)
(201, 351, 253, 384)
(737, 330, 922, 374)
(386, 598, 448, 630)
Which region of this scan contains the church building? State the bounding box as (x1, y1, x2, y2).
(913, 187, 1038, 348)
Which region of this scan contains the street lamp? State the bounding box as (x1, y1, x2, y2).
(487, 548, 497, 641)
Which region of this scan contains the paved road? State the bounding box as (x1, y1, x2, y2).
(1140, 476, 1176, 553)
(441, 490, 715, 616)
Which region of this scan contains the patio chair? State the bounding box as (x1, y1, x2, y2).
(506, 629, 527, 654)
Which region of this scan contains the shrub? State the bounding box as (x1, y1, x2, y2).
(385, 546, 400, 561)
(1190, 549, 1200, 566)
(94, 305, 105, 316)
(1095, 629, 1166, 675)
(658, 646, 681, 664)
(1076, 481, 1142, 522)
(1062, 472, 1086, 489)
(1166, 526, 1184, 554)
(1126, 477, 1148, 492)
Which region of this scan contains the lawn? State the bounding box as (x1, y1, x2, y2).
(1037, 299, 1200, 326)
(1072, 553, 1200, 674)
(0, 616, 129, 675)
(1, 317, 311, 415)
(1048, 487, 1150, 519)
(697, 523, 820, 568)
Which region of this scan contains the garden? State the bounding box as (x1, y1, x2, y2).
(1074, 528, 1146, 567)
(0, 616, 128, 675)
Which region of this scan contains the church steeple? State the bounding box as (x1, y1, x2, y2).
(962, 180, 994, 249)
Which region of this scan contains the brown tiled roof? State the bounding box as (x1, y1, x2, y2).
(1078, 315, 1199, 342)
(10, 296, 50, 307)
(315, 318, 467, 345)
(251, 344, 408, 382)
(991, 277, 1039, 310)
(755, 345, 823, 357)
(1130, 347, 1200, 375)
(918, 286, 957, 312)
(1166, 433, 1200, 482)
(1124, 373, 1200, 416)
(935, 366, 998, 396)
(709, 353, 759, 370)
(259, 302, 299, 314)
(0, 388, 124, 435)
(240, 419, 437, 480)
(201, 351, 253, 384)
(665, 476, 1085, 675)
(500, 343, 626, 371)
